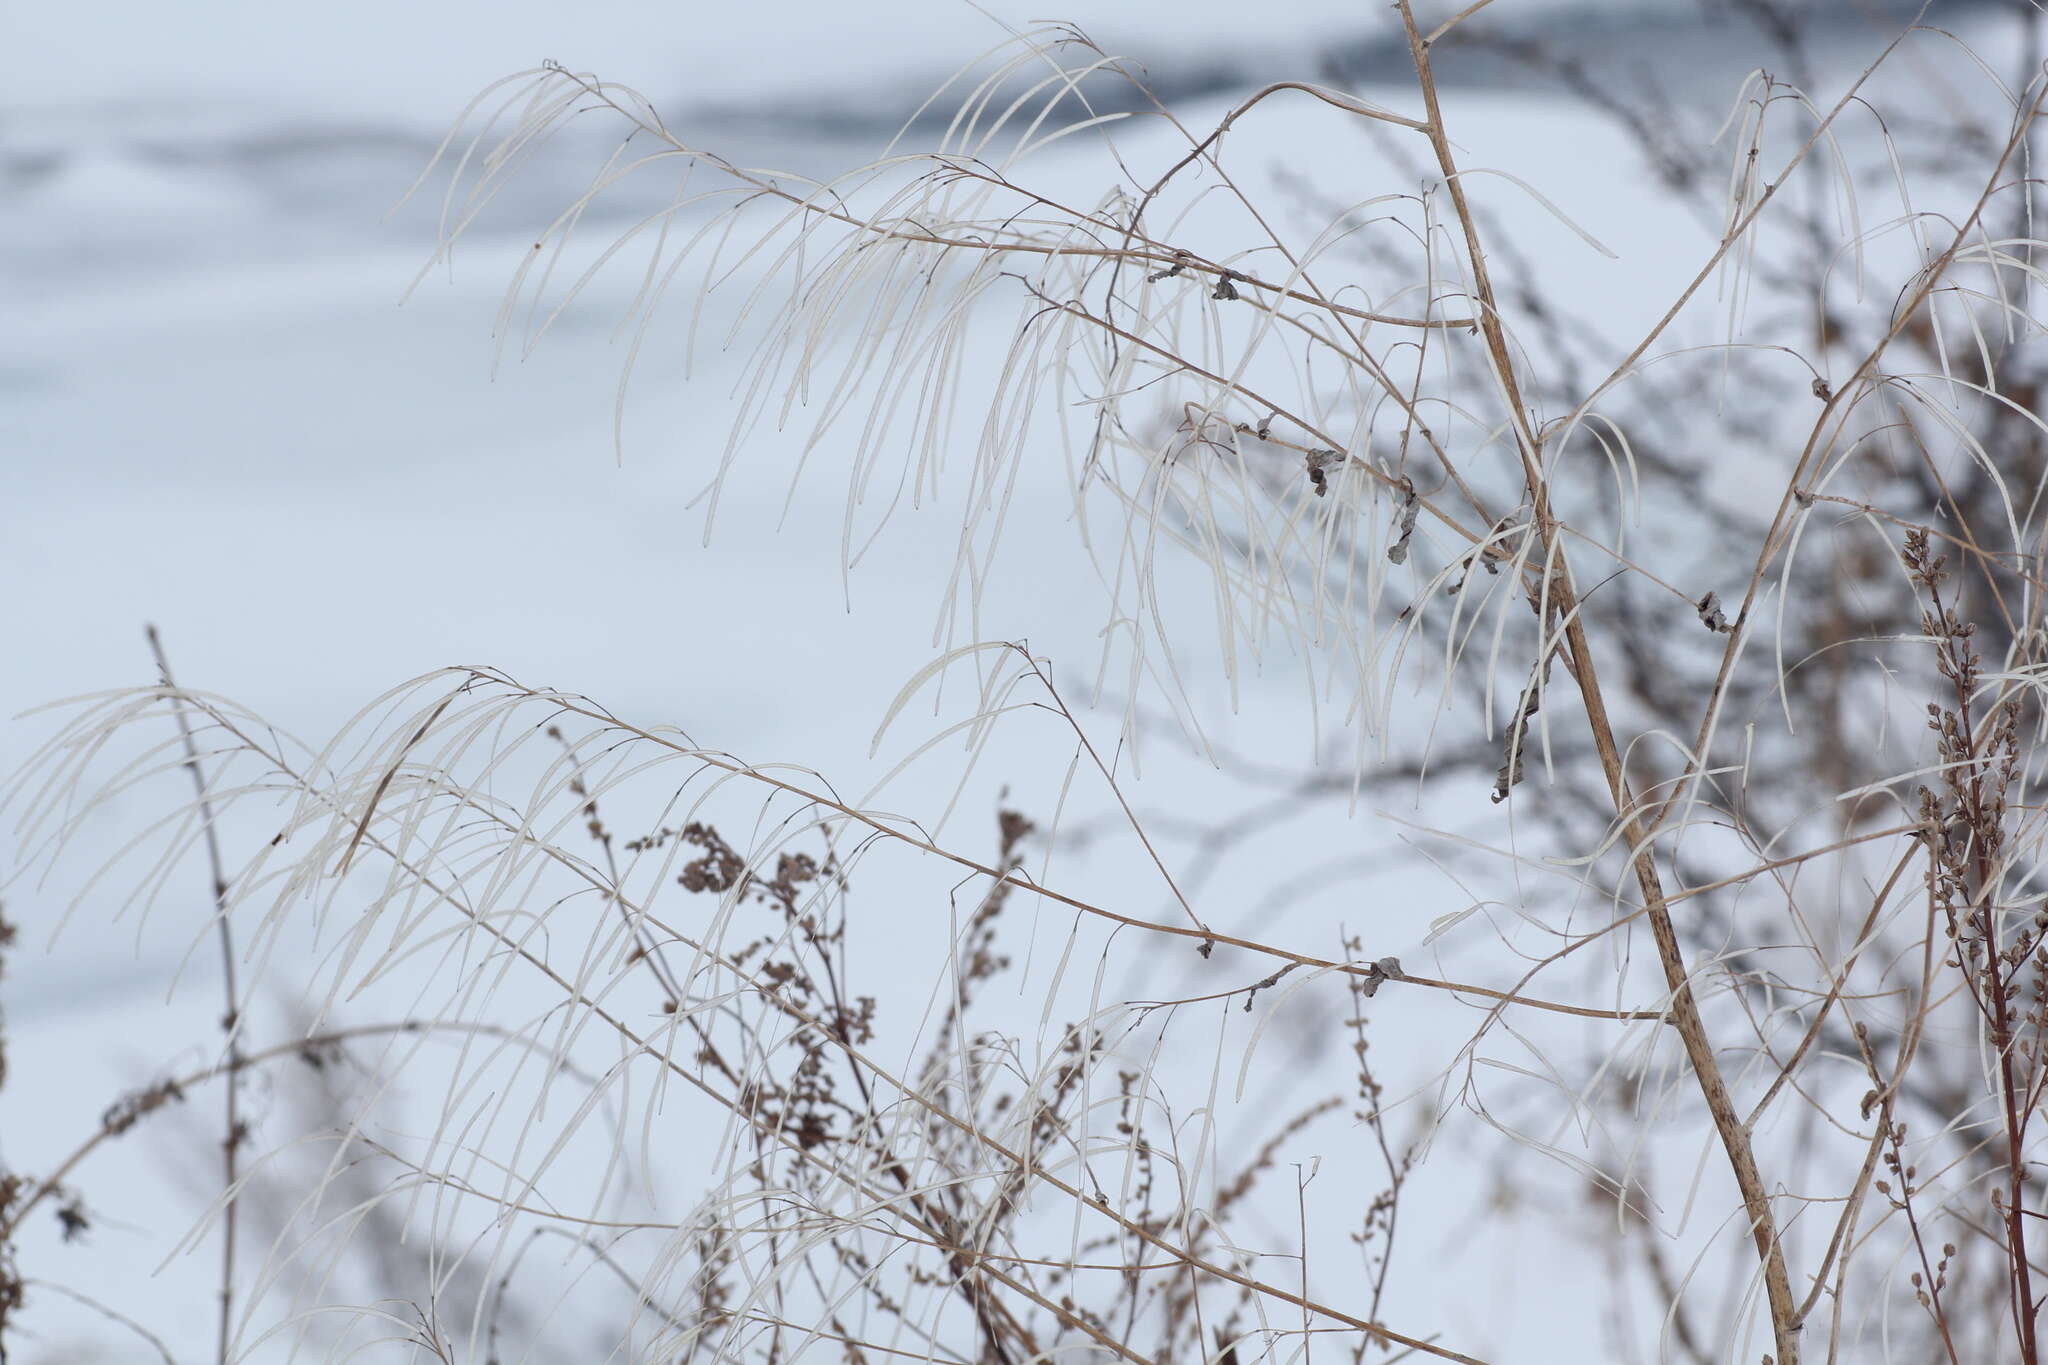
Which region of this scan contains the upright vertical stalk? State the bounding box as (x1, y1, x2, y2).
(1394, 9, 1800, 1361)
(145, 627, 242, 1365)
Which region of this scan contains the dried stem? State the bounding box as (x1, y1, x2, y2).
(143, 625, 242, 1365)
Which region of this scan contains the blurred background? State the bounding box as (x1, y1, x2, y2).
(0, 0, 2026, 1359)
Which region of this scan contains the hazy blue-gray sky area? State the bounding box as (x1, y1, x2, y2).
(3, 0, 1983, 121)
(5, 0, 1367, 118)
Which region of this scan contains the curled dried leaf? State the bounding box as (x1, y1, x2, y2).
(1388, 482, 1420, 564)
(1305, 448, 1345, 497)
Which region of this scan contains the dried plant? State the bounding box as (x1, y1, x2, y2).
(8, 3, 2048, 1362)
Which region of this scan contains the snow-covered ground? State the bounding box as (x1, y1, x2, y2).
(1, 1, 2028, 1360)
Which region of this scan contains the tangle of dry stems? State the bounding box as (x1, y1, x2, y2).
(11, 5, 2048, 1362)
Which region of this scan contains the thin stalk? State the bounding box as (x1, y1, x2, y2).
(1394, 7, 1802, 1359)
(144, 626, 241, 1365)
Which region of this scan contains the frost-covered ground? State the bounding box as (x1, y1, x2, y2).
(0, 1, 2025, 1360)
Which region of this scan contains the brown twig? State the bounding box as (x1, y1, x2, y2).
(1395, 6, 1801, 1356)
(144, 625, 243, 1365)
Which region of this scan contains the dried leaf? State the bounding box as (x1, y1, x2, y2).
(1388, 484, 1420, 564)
(1305, 448, 1345, 497)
